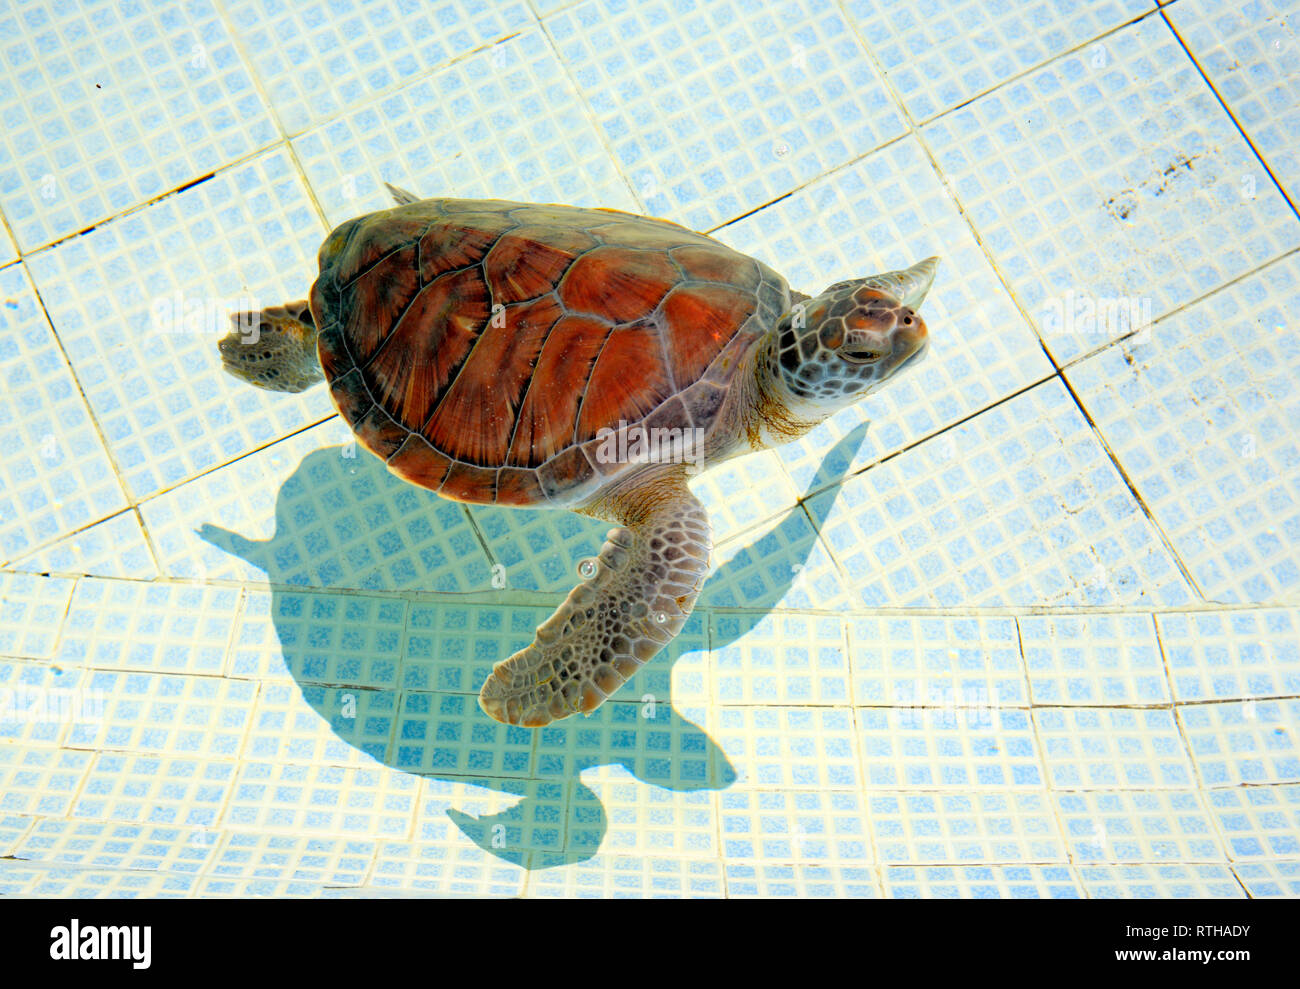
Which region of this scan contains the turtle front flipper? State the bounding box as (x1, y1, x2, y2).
(218, 301, 323, 393)
(479, 477, 712, 727)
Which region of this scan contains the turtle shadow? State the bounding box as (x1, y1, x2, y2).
(198, 422, 867, 870)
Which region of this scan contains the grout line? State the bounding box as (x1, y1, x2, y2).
(8, 560, 1300, 618)
(15, 267, 136, 546)
(211, 0, 333, 237)
(1054, 245, 1300, 373)
(0, 412, 339, 573)
(130, 505, 167, 581)
(1154, 610, 1243, 872)
(827, 10, 1216, 611)
(842, 618, 882, 877)
(533, 8, 647, 213)
(1054, 369, 1206, 600)
(1158, 4, 1300, 223)
(904, 6, 1164, 131)
(5, 0, 1298, 901)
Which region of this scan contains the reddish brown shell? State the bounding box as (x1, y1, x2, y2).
(310, 198, 789, 506)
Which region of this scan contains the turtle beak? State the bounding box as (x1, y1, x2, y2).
(857, 256, 940, 309)
(896, 256, 939, 308)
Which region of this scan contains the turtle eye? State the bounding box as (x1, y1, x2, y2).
(839, 347, 887, 365)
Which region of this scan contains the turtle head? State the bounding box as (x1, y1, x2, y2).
(768, 257, 937, 423)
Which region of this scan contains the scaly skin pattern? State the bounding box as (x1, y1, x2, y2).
(478, 469, 710, 726)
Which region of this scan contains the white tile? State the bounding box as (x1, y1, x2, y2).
(370, 836, 525, 897)
(923, 13, 1300, 363)
(724, 861, 879, 898)
(64, 670, 257, 760)
(0, 0, 277, 250)
(583, 771, 720, 859)
(806, 379, 1194, 608)
(56, 578, 240, 676)
(1206, 783, 1300, 859)
(8, 510, 156, 580)
(1068, 253, 1300, 603)
(0, 859, 196, 897)
(712, 612, 849, 706)
(225, 0, 533, 135)
(0, 263, 127, 563)
(292, 28, 639, 228)
(220, 760, 417, 837)
(713, 706, 861, 790)
(1054, 788, 1226, 862)
(719, 137, 1053, 491)
(0, 813, 35, 857)
(718, 785, 870, 863)
(0, 659, 87, 748)
(1020, 613, 1170, 705)
(1233, 859, 1300, 897)
(24, 147, 334, 502)
(1158, 609, 1300, 701)
(546, 0, 906, 230)
(1179, 698, 1300, 786)
(0, 227, 16, 266)
(0, 571, 75, 660)
(858, 707, 1045, 789)
(1168, 0, 1300, 198)
(847, 0, 1153, 121)
(700, 503, 852, 612)
(15, 818, 216, 875)
(848, 615, 1027, 709)
(1079, 862, 1244, 897)
(1035, 707, 1196, 789)
(882, 864, 1082, 899)
(72, 753, 237, 828)
(205, 830, 376, 886)
(689, 451, 800, 546)
(868, 790, 1067, 863)
(0, 745, 94, 818)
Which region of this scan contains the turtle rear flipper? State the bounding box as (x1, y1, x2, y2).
(384, 182, 420, 206)
(218, 301, 324, 393)
(479, 477, 712, 726)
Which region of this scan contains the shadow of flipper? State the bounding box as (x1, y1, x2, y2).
(700, 420, 869, 643)
(444, 778, 606, 869)
(197, 422, 868, 868)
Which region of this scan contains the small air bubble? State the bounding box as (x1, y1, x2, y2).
(577, 558, 597, 578)
(654, 612, 667, 624)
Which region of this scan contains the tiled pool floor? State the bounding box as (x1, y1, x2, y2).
(0, 0, 1298, 897)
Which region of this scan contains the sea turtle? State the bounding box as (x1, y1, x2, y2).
(218, 184, 937, 727)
